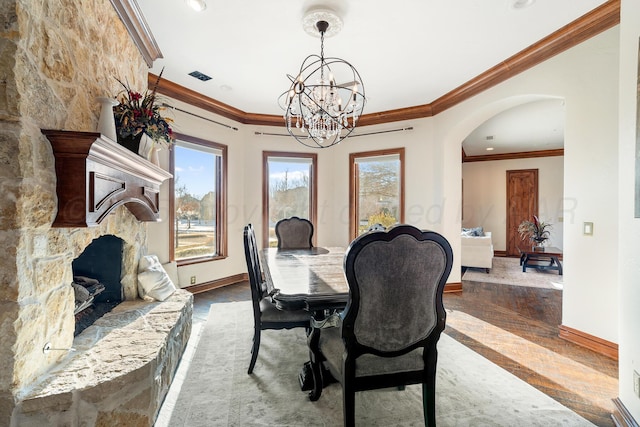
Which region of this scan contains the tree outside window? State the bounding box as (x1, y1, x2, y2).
(350, 148, 405, 239)
(263, 152, 317, 247)
(171, 135, 227, 262)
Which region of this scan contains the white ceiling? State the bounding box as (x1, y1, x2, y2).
(136, 0, 608, 154)
(462, 98, 566, 156)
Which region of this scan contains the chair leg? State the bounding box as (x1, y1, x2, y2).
(343, 383, 356, 427)
(422, 381, 436, 427)
(247, 327, 261, 374)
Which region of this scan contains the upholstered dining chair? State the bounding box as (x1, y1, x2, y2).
(243, 224, 310, 374)
(307, 224, 453, 427)
(274, 216, 314, 249)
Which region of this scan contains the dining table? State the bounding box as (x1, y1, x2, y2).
(260, 246, 349, 397)
(260, 246, 350, 312)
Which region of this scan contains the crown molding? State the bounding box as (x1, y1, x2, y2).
(150, 0, 620, 127)
(110, 0, 163, 67)
(431, 0, 620, 115)
(463, 148, 564, 163)
(151, 76, 256, 124)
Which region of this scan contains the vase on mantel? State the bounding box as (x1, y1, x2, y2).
(138, 133, 153, 158)
(96, 97, 119, 141)
(148, 145, 160, 166)
(137, 133, 159, 166)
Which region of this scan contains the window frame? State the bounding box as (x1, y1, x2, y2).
(169, 132, 228, 265)
(262, 151, 318, 248)
(349, 148, 405, 240)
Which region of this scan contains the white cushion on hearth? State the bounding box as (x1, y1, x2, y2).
(137, 255, 177, 301)
(161, 261, 180, 287)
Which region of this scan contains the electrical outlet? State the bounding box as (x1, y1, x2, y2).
(190, 276, 196, 285)
(634, 370, 640, 398)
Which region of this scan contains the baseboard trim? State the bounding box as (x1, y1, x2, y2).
(612, 397, 639, 427)
(444, 282, 462, 293)
(184, 273, 247, 294)
(494, 250, 507, 257)
(558, 324, 618, 360)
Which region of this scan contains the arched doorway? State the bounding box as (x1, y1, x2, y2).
(460, 97, 565, 258)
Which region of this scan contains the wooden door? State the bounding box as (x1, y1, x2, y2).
(506, 169, 538, 257)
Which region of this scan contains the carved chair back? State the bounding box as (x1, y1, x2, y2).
(342, 224, 452, 357)
(275, 216, 314, 249)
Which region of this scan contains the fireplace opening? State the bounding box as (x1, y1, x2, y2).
(72, 235, 124, 336)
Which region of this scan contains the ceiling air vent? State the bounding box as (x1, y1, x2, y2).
(188, 70, 212, 81)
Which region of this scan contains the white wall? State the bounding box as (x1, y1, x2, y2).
(248, 119, 439, 248)
(617, 0, 640, 419)
(147, 24, 630, 416)
(150, 26, 619, 305)
(462, 156, 565, 251)
(146, 96, 249, 288)
(435, 27, 620, 345)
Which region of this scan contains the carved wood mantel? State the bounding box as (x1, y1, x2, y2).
(42, 130, 172, 227)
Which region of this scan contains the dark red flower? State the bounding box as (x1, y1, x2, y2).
(129, 91, 142, 101)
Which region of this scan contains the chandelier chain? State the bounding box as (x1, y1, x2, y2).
(319, 30, 325, 81)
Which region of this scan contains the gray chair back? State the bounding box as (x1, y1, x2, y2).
(308, 225, 453, 425)
(343, 224, 453, 356)
(275, 216, 314, 249)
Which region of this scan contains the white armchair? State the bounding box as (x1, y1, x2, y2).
(461, 231, 494, 273)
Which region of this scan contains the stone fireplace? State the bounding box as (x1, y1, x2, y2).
(0, 1, 192, 425)
(72, 234, 124, 335)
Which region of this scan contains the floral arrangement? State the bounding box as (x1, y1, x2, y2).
(518, 215, 552, 245)
(113, 71, 174, 147)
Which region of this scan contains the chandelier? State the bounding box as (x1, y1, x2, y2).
(278, 11, 365, 148)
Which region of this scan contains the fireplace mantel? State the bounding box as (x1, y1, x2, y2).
(42, 130, 172, 227)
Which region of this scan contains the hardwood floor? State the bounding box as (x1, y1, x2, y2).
(191, 276, 618, 427)
(444, 276, 618, 427)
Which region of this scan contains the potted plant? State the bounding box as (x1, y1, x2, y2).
(112, 71, 174, 155)
(518, 216, 552, 250)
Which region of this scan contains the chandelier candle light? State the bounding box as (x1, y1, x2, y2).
(279, 10, 365, 148)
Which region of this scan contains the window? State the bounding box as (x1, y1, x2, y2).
(170, 133, 227, 263)
(263, 152, 317, 247)
(349, 148, 405, 239)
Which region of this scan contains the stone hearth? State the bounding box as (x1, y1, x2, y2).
(13, 290, 192, 426)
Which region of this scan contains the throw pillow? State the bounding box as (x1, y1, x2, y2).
(462, 227, 484, 236)
(137, 255, 177, 301)
(162, 261, 180, 287)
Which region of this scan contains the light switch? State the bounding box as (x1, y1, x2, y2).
(583, 222, 593, 236)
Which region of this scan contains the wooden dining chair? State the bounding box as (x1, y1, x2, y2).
(307, 224, 453, 427)
(243, 224, 310, 374)
(274, 216, 314, 249)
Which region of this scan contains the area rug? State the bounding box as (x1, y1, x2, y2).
(463, 256, 564, 290)
(155, 301, 593, 427)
